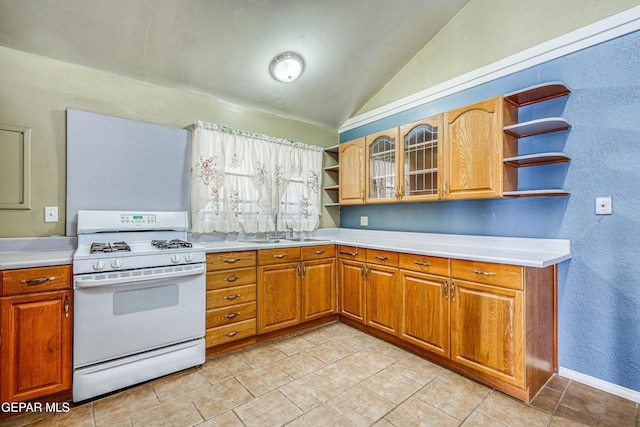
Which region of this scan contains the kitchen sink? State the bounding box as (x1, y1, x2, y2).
(241, 237, 329, 244)
(284, 238, 329, 242)
(242, 239, 283, 244)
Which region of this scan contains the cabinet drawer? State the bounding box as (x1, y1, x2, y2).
(206, 301, 257, 328)
(366, 249, 399, 267)
(207, 284, 256, 309)
(451, 259, 523, 290)
(207, 267, 256, 290)
(258, 247, 301, 265)
(207, 251, 256, 270)
(338, 245, 366, 262)
(399, 253, 449, 276)
(2, 265, 72, 296)
(206, 319, 256, 347)
(302, 244, 336, 260)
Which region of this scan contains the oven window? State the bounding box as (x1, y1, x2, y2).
(113, 284, 179, 315)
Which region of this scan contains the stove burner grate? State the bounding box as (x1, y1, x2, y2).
(151, 239, 193, 250)
(90, 241, 131, 254)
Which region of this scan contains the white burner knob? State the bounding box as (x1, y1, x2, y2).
(171, 254, 181, 264)
(111, 259, 123, 269)
(93, 260, 105, 271)
(185, 253, 194, 263)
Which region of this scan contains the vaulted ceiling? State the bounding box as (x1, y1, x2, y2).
(0, 0, 470, 128)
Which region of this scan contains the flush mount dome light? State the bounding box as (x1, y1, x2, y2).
(269, 52, 305, 82)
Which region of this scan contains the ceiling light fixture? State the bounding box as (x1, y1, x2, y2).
(269, 52, 305, 83)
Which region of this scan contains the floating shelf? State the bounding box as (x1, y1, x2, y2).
(503, 152, 570, 167)
(324, 165, 339, 173)
(323, 202, 340, 207)
(503, 189, 570, 198)
(324, 185, 339, 191)
(324, 144, 339, 155)
(504, 82, 571, 107)
(504, 118, 571, 138)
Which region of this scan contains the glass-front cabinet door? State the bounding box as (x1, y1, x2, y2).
(399, 115, 443, 202)
(365, 128, 400, 203)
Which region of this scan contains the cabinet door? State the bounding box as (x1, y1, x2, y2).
(1, 290, 72, 402)
(450, 280, 524, 387)
(399, 115, 443, 201)
(366, 128, 400, 203)
(400, 270, 449, 357)
(365, 264, 399, 335)
(339, 138, 365, 205)
(301, 258, 336, 321)
(258, 262, 301, 334)
(444, 96, 504, 199)
(338, 259, 365, 322)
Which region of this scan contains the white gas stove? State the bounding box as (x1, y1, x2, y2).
(72, 210, 206, 402)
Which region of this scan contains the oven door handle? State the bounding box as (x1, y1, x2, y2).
(74, 264, 206, 288)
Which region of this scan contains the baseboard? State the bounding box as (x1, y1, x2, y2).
(339, 5, 640, 132)
(558, 367, 640, 403)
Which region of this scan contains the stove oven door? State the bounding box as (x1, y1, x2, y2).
(73, 265, 205, 369)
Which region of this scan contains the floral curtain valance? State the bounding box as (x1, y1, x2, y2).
(191, 121, 323, 234)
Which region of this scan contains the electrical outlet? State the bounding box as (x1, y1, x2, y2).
(45, 206, 58, 223)
(595, 197, 612, 215)
(360, 216, 368, 226)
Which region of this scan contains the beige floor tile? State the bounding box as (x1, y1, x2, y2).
(272, 334, 317, 356)
(279, 373, 343, 412)
(461, 411, 510, 427)
(301, 324, 343, 345)
(384, 395, 459, 427)
(530, 386, 563, 413)
(316, 359, 373, 391)
(195, 410, 244, 427)
(371, 418, 396, 427)
(388, 353, 447, 385)
(234, 390, 303, 426)
(28, 404, 94, 427)
(476, 391, 551, 427)
(130, 396, 203, 427)
(93, 384, 160, 427)
(275, 351, 326, 379)
(305, 340, 354, 364)
(361, 368, 423, 404)
(0, 411, 55, 427)
(331, 329, 380, 351)
(438, 368, 492, 395)
(189, 378, 253, 420)
(328, 384, 396, 427)
(199, 353, 252, 385)
(342, 347, 396, 376)
(235, 363, 294, 396)
(237, 343, 287, 368)
(366, 339, 411, 361)
(560, 382, 637, 426)
(546, 375, 571, 393)
(152, 368, 211, 403)
(286, 404, 358, 427)
(414, 377, 489, 420)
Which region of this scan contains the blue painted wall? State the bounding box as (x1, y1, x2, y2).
(340, 30, 640, 392)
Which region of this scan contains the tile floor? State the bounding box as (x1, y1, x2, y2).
(2, 321, 638, 426)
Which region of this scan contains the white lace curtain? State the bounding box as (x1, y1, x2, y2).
(191, 121, 323, 234)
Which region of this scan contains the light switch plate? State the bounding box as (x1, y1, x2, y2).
(45, 206, 58, 222)
(360, 216, 368, 226)
(595, 197, 612, 215)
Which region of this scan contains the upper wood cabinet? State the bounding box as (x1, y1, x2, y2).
(443, 96, 509, 199)
(365, 128, 400, 203)
(339, 138, 365, 205)
(399, 115, 443, 202)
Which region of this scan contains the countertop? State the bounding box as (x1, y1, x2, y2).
(0, 229, 571, 270)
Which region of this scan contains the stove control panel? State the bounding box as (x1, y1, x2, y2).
(120, 214, 156, 225)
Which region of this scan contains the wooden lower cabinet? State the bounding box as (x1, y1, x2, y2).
(338, 259, 365, 322)
(450, 280, 524, 387)
(1, 265, 73, 403)
(258, 261, 301, 334)
(400, 270, 449, 358)
(365, 263, 399, 335)
(301, 258, 336, 321)
(205, 251, 257, 349)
